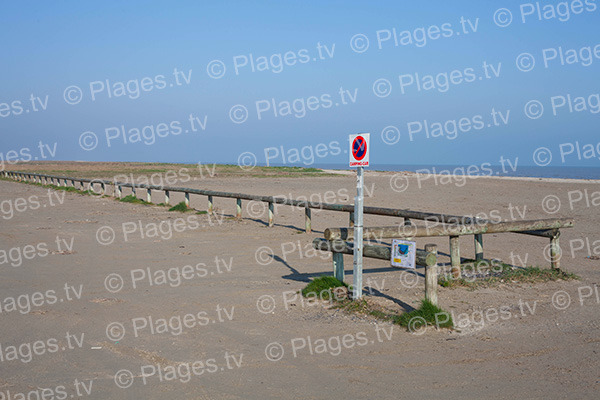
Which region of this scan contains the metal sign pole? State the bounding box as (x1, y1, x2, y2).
(353, 166, 364, 299)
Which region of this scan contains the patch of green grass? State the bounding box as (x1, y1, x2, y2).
(57, 186, 81, 192)
(398, 299, 453, 330)
(168, 201, 190, 212)
(499, 265, 578, 282)
(301, 276, 347, 301)
(46, 184, 98, 195)
(196, 210, 207, 215)
(334, 297, 453, 331)
(439, 259, 579, 288)
(120, 195, 147, 204)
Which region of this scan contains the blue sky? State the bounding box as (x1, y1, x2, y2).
(1, 0, 599, 168)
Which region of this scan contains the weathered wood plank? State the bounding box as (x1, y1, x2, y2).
(312, 238, 436, 267)
(324, 218, 574, 241)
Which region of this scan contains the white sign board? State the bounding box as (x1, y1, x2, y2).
(349, 133, 370, 167)
(391, 239, 416, 269)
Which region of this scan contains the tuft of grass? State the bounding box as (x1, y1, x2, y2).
(334, 297, 453, 331)
(120, 195, 147, 204)
(398, 299, 453, 330)
(56, 186, 81, 192)
(498, 265, 578, 282)
(438, 259, 579, 288)
(168, 201, 190, 212)
(196, 210, 207, 215)
(301, 276, 347, 301)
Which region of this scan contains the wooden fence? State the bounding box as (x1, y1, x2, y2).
(313, 238, 440, 304)
(322, 217, 573, 278)
(1, 170, 573, 272)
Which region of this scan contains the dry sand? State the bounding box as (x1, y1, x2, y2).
(0, 166, 599, 399)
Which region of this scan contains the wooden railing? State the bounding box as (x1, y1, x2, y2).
(1, 170, 574, 271)
(313, 238, 440, 304)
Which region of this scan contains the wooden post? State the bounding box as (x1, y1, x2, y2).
(550, 234, 560, 270)
(117, 185, 122, 199)
(404, 217, 412, 226)
(208, 195, 213, 214)
(236, 198, 242, 219)
(185, 192, 190, 207)
(268, 201, 274, 227)
(424, 244, 438, 306)
(450, 236, 461, 279)
(146, 188, 151, 203)
(333, 252, 344, 282)
(474, 234, 483, 261)
(101, 182, 106, 195)
(131, 185, 136, 197)
(305, 207, 311, 233)
(349, 211, 354, 227)
(164, 190, 170, 205)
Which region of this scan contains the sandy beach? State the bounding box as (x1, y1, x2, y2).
(0, 163, 599, 399)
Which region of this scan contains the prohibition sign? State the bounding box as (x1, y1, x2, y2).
(352, 136, 367, 161)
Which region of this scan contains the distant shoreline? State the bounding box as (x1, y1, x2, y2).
(7, 160, 600, 182)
